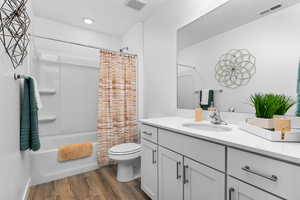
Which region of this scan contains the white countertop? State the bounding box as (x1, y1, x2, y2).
(140, 117, 300, 165)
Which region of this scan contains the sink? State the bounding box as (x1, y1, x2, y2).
(182, 122, 232, 132)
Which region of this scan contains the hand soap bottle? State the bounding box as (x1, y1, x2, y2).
(195, 107, 203, 122)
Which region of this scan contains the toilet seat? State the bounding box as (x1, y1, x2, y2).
(108, 143, 141, 161)
(109, 143, 141, 155)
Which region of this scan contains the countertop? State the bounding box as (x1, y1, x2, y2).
(140, 117, 300, 165)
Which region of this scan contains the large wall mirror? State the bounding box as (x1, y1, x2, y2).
(177, 0, 300, 115)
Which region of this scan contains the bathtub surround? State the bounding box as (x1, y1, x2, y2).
(20, 77, 40, 151)
(97, 50, 138, 165)
(28, 15, 123, 185)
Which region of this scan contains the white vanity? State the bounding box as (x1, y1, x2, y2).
(139, 117, 300, 200)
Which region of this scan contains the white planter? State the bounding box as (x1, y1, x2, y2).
(247, 118, 274, 130)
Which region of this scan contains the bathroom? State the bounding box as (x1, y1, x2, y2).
(1, 0, 300, 199)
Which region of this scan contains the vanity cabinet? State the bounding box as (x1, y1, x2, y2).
(158, 147, 183, 200)
(158, 146, 225, 200)
(227, 177, 281, 200)
(140, 122, 300, 200)
(141, 138, 158, 200)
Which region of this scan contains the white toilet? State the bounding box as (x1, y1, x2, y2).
(108, 143, 142, 182)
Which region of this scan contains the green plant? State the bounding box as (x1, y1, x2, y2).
(274, 95, 296, 115)
(250, 93, 295, 118)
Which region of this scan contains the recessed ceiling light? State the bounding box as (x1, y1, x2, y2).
(83, 18, 94, 25)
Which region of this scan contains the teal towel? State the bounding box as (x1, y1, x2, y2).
(297, 61, 300, 117)
(20, 77, 40, 151)
(200, 90, 214, 110)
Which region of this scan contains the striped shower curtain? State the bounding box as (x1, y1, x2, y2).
(97, 50, 138, 165)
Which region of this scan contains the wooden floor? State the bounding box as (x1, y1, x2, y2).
(28, 166, 151, 200)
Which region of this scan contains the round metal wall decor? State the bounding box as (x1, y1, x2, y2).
(215, 49, 256, 89)
(0, 0, 31, 69)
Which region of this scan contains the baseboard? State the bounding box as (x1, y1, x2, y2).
(22, 178, 31, 200)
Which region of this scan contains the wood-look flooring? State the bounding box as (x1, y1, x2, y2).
(28, 166, 151, 200)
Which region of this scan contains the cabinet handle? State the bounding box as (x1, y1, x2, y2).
(242, 166, 278, 182)
(183, 165, 189, 184)
(229, 188, 235, 200)
(143, 131, 153, 136)
(152, 150, 157, 164)
(176, 161, 181, 179)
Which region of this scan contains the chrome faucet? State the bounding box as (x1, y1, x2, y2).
(209, 109, 227, 125)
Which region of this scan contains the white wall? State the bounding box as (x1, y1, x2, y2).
(143, 0, 229, 118)
(178, 3, 300, 114)
(122, 22, 144, 119)
(0, 0, 33, 199)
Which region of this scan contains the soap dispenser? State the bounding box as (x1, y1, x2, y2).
(195, 107, 203, 122)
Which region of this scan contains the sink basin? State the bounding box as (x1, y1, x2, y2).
(182, 123, 232, 132)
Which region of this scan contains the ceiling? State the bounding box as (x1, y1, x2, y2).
(178, 0, 300, 50)
(32, 0, 168, 37)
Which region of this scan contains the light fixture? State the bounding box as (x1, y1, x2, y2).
(83, 18, 94, 25)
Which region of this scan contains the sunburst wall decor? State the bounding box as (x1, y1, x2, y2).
(215, 49, 256, 89)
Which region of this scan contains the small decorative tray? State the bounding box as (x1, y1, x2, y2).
(239, 122, 300, 142)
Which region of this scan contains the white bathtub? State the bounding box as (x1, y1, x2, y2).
(31, 131, 99, 185)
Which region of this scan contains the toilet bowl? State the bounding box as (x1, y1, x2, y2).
(108, 143, 141, 182)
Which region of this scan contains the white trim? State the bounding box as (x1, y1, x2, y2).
(22, 178, 31, 200)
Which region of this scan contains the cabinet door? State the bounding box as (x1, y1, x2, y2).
(158, 147, 183, 200)
(227, 177, 281, 200)
(183, 158, 225, 200)
(141, 139, 158, 200)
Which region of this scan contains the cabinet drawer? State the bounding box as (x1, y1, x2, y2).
(228, 148, 300, 199)
(140, 124, 158, 143)
(159, 129, 225, 172)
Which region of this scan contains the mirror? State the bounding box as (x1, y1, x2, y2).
(177, 0, 300, 115)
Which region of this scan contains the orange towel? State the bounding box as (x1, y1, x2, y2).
(58, 142, 93, 162)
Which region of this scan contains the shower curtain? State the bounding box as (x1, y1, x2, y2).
(97, 50, 138, 165)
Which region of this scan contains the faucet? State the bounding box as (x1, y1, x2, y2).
(209, 109, 227, 125)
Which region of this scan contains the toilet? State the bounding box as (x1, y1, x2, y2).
(108, 143, 142, 182)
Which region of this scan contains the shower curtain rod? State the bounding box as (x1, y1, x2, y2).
(29, 34, 138, 57)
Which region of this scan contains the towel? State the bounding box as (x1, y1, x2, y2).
(58, 142, 93, 162)
(200, 90, 214, 110)
(200, 89, 210, 105)
(20, 77, 40, 151)
(31, 76, 43, 110)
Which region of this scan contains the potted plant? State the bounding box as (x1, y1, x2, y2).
(274, 95, 295, 116)
(248, 94, 295, 129)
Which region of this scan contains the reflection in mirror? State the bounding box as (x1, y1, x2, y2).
(177, 0, 300, 115)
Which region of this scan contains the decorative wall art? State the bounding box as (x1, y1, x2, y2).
(0, 0, 30, 69)
(215, 49, 256, 89)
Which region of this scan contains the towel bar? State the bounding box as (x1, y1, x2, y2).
(14, 73, 28, 80)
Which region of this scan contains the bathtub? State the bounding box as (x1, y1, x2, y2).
(31, 131, 99, 185)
